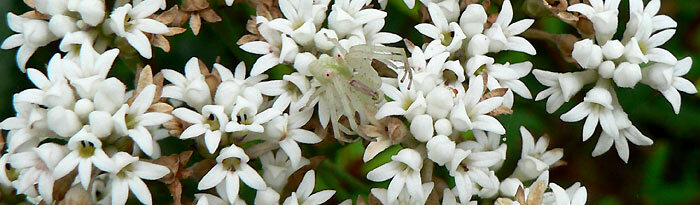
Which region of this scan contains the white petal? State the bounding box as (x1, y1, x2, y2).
(198, 164, 226, 190)
(133, 161, 170, 180)
(592, 134, 614, 157)
(128, 126, 154, 156)
(130, 84, 156, 115)
(661, 88, 681, 114)
(128, 176, 153, 205)
(240, 41, 272, 55)
(560, 103, 591, 122)
(306, 190, 335, 205)
(237, 164, 266, 190)
(290, 129, 322, 144)
(111, 178, 129, 205)
(138, 112, 172, 126)
(134, 19, 169, 34)
(280, 139, 303, 168)
(366, 161, 402, 181)
(125, 31, 153, 59)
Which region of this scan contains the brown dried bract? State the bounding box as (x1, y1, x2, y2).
(20, 10, 49, 20)
(152, 151, 194, 205)
(148, 6, 188, 52)
(129, 65, 165, 105)
(58, 186, 91, 205)
(179, 0, 222, 35)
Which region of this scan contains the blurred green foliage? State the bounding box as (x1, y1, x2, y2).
(1, 0, 699, 204)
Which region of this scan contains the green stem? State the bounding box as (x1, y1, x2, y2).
(320, 160, 372, 191)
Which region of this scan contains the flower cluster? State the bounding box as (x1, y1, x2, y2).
(534, 0, 696, 162)
(0, 0, 695, 204)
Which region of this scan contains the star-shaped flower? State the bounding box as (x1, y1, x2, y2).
(197, 145, 266, 204)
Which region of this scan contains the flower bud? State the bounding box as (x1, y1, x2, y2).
(572, 39, 603, 69)
(602, 40, 624, 60)
(410, 114, 434, 142)
(598, 60, 615, 79)
(427, 135, 455, 166)
(425, 86, 454, 119)
(613, 62, 642, 88)
(47, 106, 82, 137)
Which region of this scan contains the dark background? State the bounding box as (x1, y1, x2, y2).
(1, 0, 698, 204)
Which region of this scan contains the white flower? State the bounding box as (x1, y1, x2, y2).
(592, 107, 653, 163)
(225, 98, 280, 134)
(623, 29, 676, 65)
(511, 127, 563, 181)
(260, 150, 309, 192)
(415, 3, 466, 58)
(366, 148, 424, 204)
(269, 0, 324, 47)
(213, 62, 267, 113)
(560, 83, 619, 141)
(162, 57, 212, 110)
(256, 72, 313, 111)
(457, 130, 507, 169)
(107, 152, 169, 205)
(240, 18, 298, 76)
(109, 0, 169, 59)
(483, 0, 536, 55)
(363, 19, 402, 46)
(375, 83, 426, 121)
(53, 126, 116, 190)
(421, 0, 460, 22)
(173, 105, 229, 154)
(447, 148, 503, 203)
(198, 145, 266, 204)
(624, 0, 677, 41)
(19, 57, 75, 108)
(1, 13, 58, 71)
(571, 39, 603, 69)
(465, 55, 533, 107)
(533, 69, 597, 113)
(61, 43, 120, 99)
(468, 168, 500, 199)
(328, 0, 386, 39)
(426, 135, 455, 165)
(0, 103, 49, 153)
(641, 57, 697, 114)
(254, 109, 321, 167)
(449, 77, 506, 134)
(567, 0, 620, 43)
(9, 143, 67, 203)
(547, 183, 587, 205)
(113, 84, 173, 157)
(371, 182, 434, 205)
(282, 170, 336, 205)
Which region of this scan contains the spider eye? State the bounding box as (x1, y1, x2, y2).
(325, 71, 332, 78)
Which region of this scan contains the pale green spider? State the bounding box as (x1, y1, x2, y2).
(309, 42, 411, 143)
